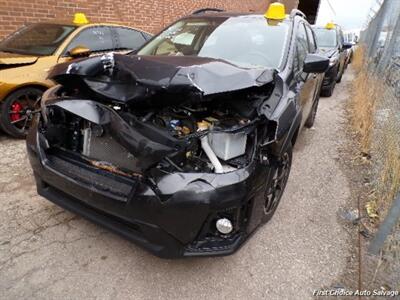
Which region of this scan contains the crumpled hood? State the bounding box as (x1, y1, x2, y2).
(0, 51, 38, 66)
(49, 54, 275, 105)
(318, 47, 338, 59)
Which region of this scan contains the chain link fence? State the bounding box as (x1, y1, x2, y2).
(358, 0, 400, 284)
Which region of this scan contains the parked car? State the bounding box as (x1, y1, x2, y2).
(0, 13, 151, 138)
(27, 3, 328, 258)
(313, 23, 352, 97)
(345, 47, 353, 67)
(344, 32, 357, 66)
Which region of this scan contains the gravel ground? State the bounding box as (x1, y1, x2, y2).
(0, 72, 354, 300)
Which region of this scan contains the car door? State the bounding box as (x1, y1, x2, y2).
(57, 26, 115, 63)
(295, 22, 317, 128)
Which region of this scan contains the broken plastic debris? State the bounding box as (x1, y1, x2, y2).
(339, 208, 360, 224)
(366, 201, 379, 219)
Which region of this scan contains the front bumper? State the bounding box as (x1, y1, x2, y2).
(26, 117, 268, 258)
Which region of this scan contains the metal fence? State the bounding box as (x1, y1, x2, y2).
(360, 0, 400, 279)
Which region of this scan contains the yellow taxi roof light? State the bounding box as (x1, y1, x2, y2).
(265, 2, 286, 20)
(73, 13, 89, 25)
(325, 22, 335, 30)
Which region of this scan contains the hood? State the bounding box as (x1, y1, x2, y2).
(49, 54, 275, 105)
(318, 47, 338, 58)
(0, 51, 39, 68)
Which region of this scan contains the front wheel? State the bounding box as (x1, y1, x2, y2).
(321, 80, 335, 97)
(263, 144, 293, 223)
(0, 87, 43, 138)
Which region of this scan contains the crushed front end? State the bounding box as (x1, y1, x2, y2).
(27, 54, 283, 258)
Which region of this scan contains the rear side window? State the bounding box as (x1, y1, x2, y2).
(305, 25, 317, 53)
(65, 26, 113, 53)
(296, 23, 309, 71)
(114, 27, 147, 50)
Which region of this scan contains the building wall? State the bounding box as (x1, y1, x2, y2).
(0, 0, 298, 40)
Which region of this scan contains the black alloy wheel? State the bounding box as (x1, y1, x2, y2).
(0, 87, 43, 138)
(263, 145, 293, 221)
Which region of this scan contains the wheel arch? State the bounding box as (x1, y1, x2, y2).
(266, 109, 302, 158)
(1, 83, 50, 103)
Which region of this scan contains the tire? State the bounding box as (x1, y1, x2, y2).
(0, 87, 43, 139)
(305, 97, 319, 128)
(321, 80, 335, 97)
(262, 144, 293, 223)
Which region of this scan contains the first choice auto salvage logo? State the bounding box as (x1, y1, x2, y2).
(313, 289, 399, 297)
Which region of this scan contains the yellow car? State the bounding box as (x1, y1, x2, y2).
(0, 14, 151, 138)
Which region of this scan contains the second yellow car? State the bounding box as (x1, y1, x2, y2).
(0, 13, 151, 138)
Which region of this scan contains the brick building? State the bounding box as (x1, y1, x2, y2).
(0, 0, 299, 39)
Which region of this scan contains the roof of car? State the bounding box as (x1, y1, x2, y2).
(27, 21, 151, 35)
(182, 11, 306, 26)
(186, 12, 256, 18)
(183, 12, 298, 24)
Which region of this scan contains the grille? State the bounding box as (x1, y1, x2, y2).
(82, 126, 139, 172)
(47, 154, 135, 200)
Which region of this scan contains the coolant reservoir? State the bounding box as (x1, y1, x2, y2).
(208, 132, 247, 161)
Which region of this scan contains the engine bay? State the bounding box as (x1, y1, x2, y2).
(40, 53, 279, 177)
(42, 97, 264, 176)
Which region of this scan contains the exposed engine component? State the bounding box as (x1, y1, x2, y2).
(43, 98, 257, 175)
(208, 132, 247, 161)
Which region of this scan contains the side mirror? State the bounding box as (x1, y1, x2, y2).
(68, 46, 91, 58)
(342, 42, 353, 50)
(303, 53, 329, 73)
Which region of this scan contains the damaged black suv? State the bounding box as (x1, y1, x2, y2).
(27, 8, 329, 258)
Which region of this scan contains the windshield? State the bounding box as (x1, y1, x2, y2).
(0, 23, 76, 56)
(314, 28, 337, 48)
(138, 16, 289, 69)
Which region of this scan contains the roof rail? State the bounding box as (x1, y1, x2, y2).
(192, 8, 225, 15)
(290, 9, 306, 19)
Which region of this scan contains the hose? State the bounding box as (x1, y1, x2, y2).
(200, 136, 224, 174)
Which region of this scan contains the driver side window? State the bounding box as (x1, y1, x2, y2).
(295, 23, 309, 73)
(64, 26, 113, 54)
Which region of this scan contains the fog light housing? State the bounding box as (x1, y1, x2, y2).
(216, 218, 233, 234)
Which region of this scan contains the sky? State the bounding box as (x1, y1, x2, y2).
(315, 0, 378, 31)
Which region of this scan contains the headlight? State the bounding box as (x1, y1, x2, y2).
(329, 56, 339, 66)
